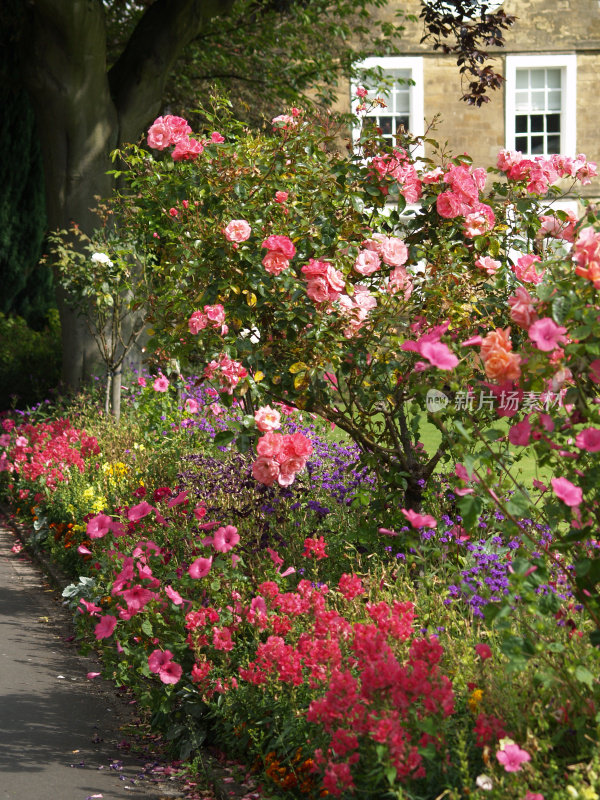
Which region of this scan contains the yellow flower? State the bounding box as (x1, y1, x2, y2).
(468, 688, 483, 713)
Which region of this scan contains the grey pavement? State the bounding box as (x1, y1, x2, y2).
(0, 518, 183, 800)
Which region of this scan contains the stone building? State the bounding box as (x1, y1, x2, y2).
(344, 0, 600, 200)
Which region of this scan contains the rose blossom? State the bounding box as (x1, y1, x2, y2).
(189, 310, 207, 334)
(508, 286, 537, 329)
(380, 237, 408, 267)
(254, 406, 282, 432)
(354, 249, 381, 276)
(262, 234, 296, 259)
(262, 251, 290, 275)
(252, 456, 279, 486)
(475, 256, 501, 276)
(224, 219, 251, 243)
(153, 374, 169, 392)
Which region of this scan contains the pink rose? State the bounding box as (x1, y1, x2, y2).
(436, 191, 464, 219)
(306, 276, 330, 303)
(262, 251, 290, 275)
(224, 219, 252, 243)
(252, 456, 280, 486)
(189, 310, 208, 334)
(475, 256, 501, 276)
(261, 234, 296, 259)
(204, 304, 225, 326)
(147, 118, 172, 150)
(210, 131, 225, 143)
(275, 191, 288, 203)
(254, 406, 282, 432)
(185, 398, 199, 414)
(380, 237, 408, 267)
(354, 250, 381, 276)
(162, 115, 192, 143)
(277, 456, 305, 486)
(153, 375, 169, 392)
(508, 286, 538, 329)
(256, 431, 283, 458)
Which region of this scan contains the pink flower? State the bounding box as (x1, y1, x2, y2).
(94, 615, 118, 640)
(262, 234, 296, 259)
(188, 556, 213, 579)
(419, 341, 459, 370)
(475, 256, 501, 276)
(213, 525, 240, 553)
(575, 427, 600, 452)
(355, 85, 368, 98)
(262, 251, 290, 275)
(274, 191, 288, 203)
(189, 311, 207, 334)
(252, 457, 280, 485)
(380, 237, 408, 267)
(147, 118, 173, 150)
(401, 508, 437, 529)
(185, 398, 199, 414)
(210, 131, 225, 143)
(354, 249, 381, 276)
(528, 318, 568, 352)
(148, 649, 182, 684)
(551, 477, 583, 507)
(127, 501, 153, 522)
(224, 219, 251, 243)
(165, 585, 184, 605)
(86, 513, 112, 540)
(475, 643, 492, 661)
(496, 743, 531, 772)
(204, 304, 226, 327)
(514, 253, 545, 284)
(509, 286, 538, 329)
(153, 374, 169, 392)
(523, 794, 544, 800)
(256, 431, 283, 458)
(508, 419, 531, 446)
(254, 406, 281, 432)
(137, 376, 147, 387)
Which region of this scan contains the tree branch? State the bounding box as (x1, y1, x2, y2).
(108, 0, 237, 143)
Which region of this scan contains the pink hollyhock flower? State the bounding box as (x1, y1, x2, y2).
(496, 743, 531, 772)
(127, 501, 153, 522)
(193, 503, 207, 520)
(475, 256, 501, 276)
(254, 406, 281, 432)
(354, 249, 381, 276)
(508, 419, 532, 446)
(523, 793, 545, 800)
(86, 513, 113, 540)
(137, 376, 147, 387)
(165, 585, 184, 605)
(475, 643, 493, 661)
(262, 234, 296, 259)
(213, 525, 240, 553)
(153, 374, 169, 392)
(274, 191, 288, 203)
(262, 251, 290, 275)
(575, 427, 600, 452)
(94, 615, 118, 640)
(528, 317, 568, 352)
(419, 341, 459, 370)
(224, 219, 251, 243)
(188, 556, 213, 579)
(185, 398, 199, 413)
(148, 649, 182, 684)
(551, 477, 583, 506)
(401, 508, 437, 529)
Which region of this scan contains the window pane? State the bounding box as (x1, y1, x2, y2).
(515, 115, 528, 133)
(515, 136, 528, 151)
(530, 69, 546, 89)
(516, 70, 529, 89)
(547, 134, 561, 153)
(396, 115, 410, 132)
(548, 90, 561, 111)
(515, 91, 529, 112)
(530, 115, 544, 132)
(546, 68, 561, 88)
(378, 116, 393, 135)
(531, 136, 544, 154)
(531, 91, 546, 111)
(394, 89, 410, 113)
(546, 113, 560, 133)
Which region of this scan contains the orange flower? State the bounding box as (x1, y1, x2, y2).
(481, 327, 521, 383)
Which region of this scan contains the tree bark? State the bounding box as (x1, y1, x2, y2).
(19, 0, 235, 389)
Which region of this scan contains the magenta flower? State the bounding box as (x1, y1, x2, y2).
(419, 341, 459, 370)
(165, 585, 184, 606)
(94, 615, 118, 640)
(475, 643, 492, 661)
(508, 419, 531, 446)
(575, 427, 600, 452)
(496, 743, 531, 772)
(551, 477, 583, 507)
(212, 525, 240, 553)
(528, 317, 568, 352)
(188, 556, 213, 579)
(86, 513, 112, 539)
(153, 374, 169, 392)
(401, 508, 437, 529)
(127, 501, 153, 522)
(148, 649, 182, 685)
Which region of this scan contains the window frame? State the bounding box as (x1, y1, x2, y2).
(351, 56, 425, 156)
(505, 54, 577, 157)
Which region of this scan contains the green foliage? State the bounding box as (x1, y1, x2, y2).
(0, 311, 61, 410)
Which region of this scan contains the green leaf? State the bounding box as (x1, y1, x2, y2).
(141, 618, 153, 637)
(575, 665, 595, 688)
(213, 430, 235, 447)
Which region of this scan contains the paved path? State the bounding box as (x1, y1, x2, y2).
(0, 518, 183, 800)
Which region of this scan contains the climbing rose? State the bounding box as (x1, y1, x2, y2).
(224, 219, 251, 242)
